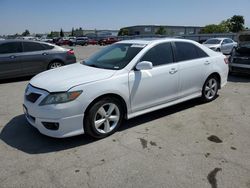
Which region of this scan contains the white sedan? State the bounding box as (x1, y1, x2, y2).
(23, 38, 228, 138)
(203, 38, 237, 54)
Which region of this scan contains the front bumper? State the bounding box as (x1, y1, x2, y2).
(229, 63, 250, 74)
(23, 84, 85, 138)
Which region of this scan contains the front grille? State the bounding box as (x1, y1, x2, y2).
(231, 67, 250, 74)
(26, 93, 41, 103)
(234, 57, 250, 65)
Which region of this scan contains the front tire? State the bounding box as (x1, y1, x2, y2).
(84, 97, 124, 138)
(201, 76, 219, 102)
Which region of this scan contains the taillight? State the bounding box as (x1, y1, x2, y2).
(224, 57, 229, 64)
(67, 49, 74, 55)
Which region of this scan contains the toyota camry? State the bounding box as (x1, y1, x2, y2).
(23, 38, 228, 138)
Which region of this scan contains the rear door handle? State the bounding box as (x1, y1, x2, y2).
(9, 55, 16, 59)
(42, 53, 48, 56)
(169, 68, 178, 74)
(204, 61, 210, 65)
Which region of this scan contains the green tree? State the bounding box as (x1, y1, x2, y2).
(60, 28, 64, 37)
(219, 19, 231, 32)
(155, 26, 167, 35)
(200, 24, 228, 34)
(118, 28, 129, 36)
(230, 15, 245, 32)
(22, 29, 30, 36)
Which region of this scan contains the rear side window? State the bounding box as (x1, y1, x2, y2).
(0, 42, 22, 54)
(141, 43, 174, 66)
(174, 42, 208, 62)
(41, 43, 54, 50)
(23, 42, 45, 52)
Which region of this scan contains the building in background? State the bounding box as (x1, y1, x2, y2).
(119, 25, 203, 36)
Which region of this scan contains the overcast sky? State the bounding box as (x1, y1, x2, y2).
(0, 0, 249, 35)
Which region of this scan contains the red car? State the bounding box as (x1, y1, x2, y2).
(55, 38, 70, 46)
(88, 39, 98, 45)
(98, 37, 118, 45)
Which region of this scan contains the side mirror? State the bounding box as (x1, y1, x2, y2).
(135, 61, 153, 70)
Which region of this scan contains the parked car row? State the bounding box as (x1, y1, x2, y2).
(0, 40, 76, 80)
(53, 37, 118, 46)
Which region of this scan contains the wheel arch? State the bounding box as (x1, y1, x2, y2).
(47, 59, 65, 70)
(84, 93, 128, 120)
(206, 72, 221, 89)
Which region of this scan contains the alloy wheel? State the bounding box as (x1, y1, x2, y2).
(49, 62, 63, 69)
(94, 103, 120, 134)
(204, 78, 218, 100)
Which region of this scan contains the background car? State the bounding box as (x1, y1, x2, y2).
(88, 39, 98, 45)
(55, 38, 71, 46)
(98, 37, 118, 45)
(0, 40, 76, 79)
(229, 31, 250, 74)
(72, 37, 89, 46)
(23, 38, 228, 139)
(203, 38, 237, 54)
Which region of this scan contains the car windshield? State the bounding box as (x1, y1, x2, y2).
(82, 43, 145, 70)
(204, 39, 221, 44)
(239, 35, 250, 48)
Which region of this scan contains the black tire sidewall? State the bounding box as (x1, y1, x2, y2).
(84, 97, 124, 138)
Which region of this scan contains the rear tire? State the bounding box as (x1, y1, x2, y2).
(48, 61, 64, 69)
(84, 97, 124, 139)
(201, 76, 219, 102)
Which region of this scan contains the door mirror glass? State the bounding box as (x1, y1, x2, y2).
(136, 61, 153, 70)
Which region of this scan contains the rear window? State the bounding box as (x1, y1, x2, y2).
(0, 42, 22, 54)
(23, 42, 45, 52)
(175, 42, 208, 62)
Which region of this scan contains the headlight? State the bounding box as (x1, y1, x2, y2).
(39, 90, 82, 106)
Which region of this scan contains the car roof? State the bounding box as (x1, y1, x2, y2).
(117, 38, 198, 45)
(207, 38, 232, 40)
(0, 39, 55, 46)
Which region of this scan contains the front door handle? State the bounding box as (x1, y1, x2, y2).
(169, 68, 178, 74)
(42, 53, 48, 56)
(204, 61, 210, 65)
(9, 55, 16, 59)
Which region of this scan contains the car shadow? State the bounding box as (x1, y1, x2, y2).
(0, 76, 33, 84)
(0, 98, 203, 154)
(228, 74, 250, 83)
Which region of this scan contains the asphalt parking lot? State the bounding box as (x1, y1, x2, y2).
(0, 45, 250, 188)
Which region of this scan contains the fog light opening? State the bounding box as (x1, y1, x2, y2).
(42, 122, 59, 130)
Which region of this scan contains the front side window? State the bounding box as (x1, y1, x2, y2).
(23, 42, 45, 52)
(140, 43, 174, 66)
(204, 39, 221, 44)
(0, 42, 22, 54)
(175, 42, 208, 62)
(83, 43, 144, 70)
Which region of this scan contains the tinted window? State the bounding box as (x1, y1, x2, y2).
(175, 42, 208, 61)
(204, 39, 221, 44)
(83, 43, 143, 70)
(23, 42, 45, 52)
(41, 43, 54, 50)
(225, 39, 233, 44)
(141, 43, 173, 66)
(0, 42, 22, 54)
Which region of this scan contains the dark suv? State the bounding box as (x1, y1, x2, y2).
(229, 31, 250, 74)
(0, 40, 76, 80)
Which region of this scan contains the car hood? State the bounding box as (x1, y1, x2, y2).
(30, 63, 116, 92)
